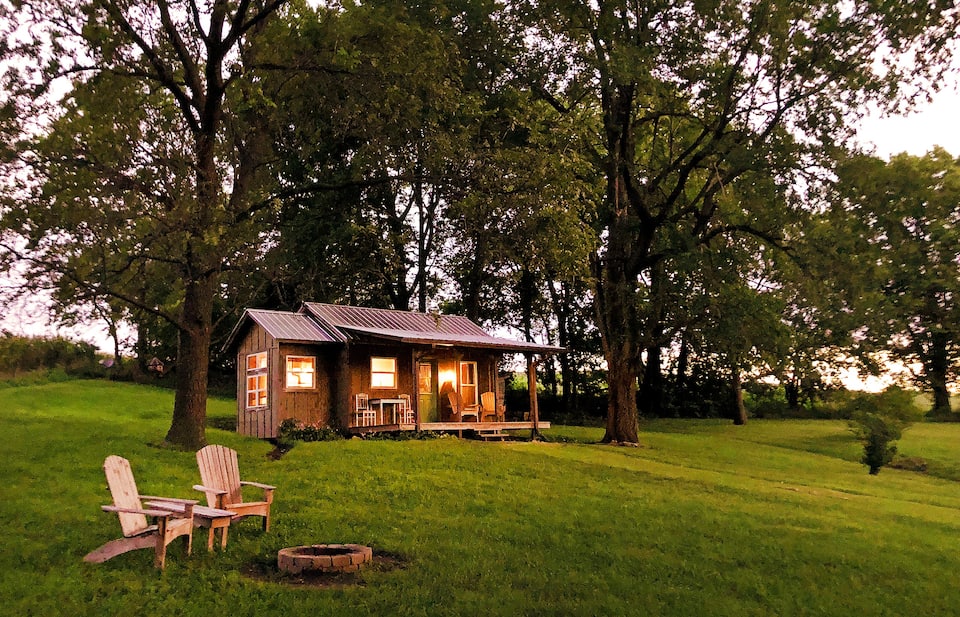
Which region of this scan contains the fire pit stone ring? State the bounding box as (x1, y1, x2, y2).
(277, 544, 373, 574)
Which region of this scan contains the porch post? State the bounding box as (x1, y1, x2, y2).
(412, 349, 421, 431)
(334, 346, 351, 430)
(527, 353, 542, 440)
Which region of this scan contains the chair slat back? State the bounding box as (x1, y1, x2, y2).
(355, 393, 369, 410)
(103, 455, 148, 537)
(196, 445, 243, 507)
(447, 391, 463, 414)
(481, 391, 495, 414)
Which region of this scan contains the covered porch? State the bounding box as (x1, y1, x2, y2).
(346, 419, 552, 437)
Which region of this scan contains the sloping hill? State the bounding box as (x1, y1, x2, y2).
(3, 380, 959, 616)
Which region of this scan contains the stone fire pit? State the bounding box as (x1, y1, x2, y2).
(277, 544, 373, 574)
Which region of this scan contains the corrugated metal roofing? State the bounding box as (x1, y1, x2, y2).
(335, 324, 561, 353)
(242, 309, 343, 344)
(225, 303, 563, 354)
(302, 302, 488, 337)
(302, 302, 561, 354)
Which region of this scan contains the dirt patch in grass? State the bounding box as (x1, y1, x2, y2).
(242, 550, 408, 589)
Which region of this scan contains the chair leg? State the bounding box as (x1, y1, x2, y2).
(154, 518, 168, 569)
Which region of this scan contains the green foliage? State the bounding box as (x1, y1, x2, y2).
(829, 150, 960, 415)
(0, 333, 99, 378)
(847, 388, 919, 474)
(276, 418, 345, 445)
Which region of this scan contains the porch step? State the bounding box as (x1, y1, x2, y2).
(476, 429, 508, 441)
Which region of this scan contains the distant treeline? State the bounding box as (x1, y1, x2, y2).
(0, 332, 99, 377)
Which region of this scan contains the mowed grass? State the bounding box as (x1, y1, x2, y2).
(3, 381, 960, 616)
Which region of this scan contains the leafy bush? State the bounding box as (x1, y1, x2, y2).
(0, 333, 102, 382)
(277, 418, 345, 444)
(847, 387, 919, 475)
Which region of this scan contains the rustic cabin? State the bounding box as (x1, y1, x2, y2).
(223, 303, 562, 438)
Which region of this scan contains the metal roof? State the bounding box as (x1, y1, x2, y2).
(224, 303, 563, 355)
(302, 302, 562, 354)
(222, 309, 343, 352)
(334, 324, 562, 353)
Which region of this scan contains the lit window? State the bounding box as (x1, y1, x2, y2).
(459, 361, 478, 406)
(371, 357, 397, 388)
(246, 352, 268, 409)
(286, 356, 316, 389)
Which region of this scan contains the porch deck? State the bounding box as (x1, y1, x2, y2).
(347, 420, 550, 436)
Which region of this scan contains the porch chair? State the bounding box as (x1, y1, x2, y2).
(84, 455, 196, 569)
(447, 390, 479, 422)
(397, 393, 414, 424)
(480, 391, 504, 422)
(195, 444, 275, 532)
(354, 393, 376, 427)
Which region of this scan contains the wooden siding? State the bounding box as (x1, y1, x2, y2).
(235, 323, 505, 436)
(348, 344, 416, 403)
(275, 343, 335, 429)
(235, 322, 277, 439)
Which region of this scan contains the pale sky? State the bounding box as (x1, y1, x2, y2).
(855, 84, 960, 159)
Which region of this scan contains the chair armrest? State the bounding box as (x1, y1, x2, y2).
(139, 496, 198, 505)
(240, 480, 276, 491)
(193, 484, 227, 496)
(102, 505, 180, 518)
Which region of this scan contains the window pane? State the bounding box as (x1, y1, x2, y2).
(286, 356, 315, 389)
(247, 352, 267, 370)
(371, 357, 396, 372)
(371, 373, 396, 388)
(460, 362, 476, 385)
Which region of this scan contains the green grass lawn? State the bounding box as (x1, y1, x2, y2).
(3, 380, 960, 616)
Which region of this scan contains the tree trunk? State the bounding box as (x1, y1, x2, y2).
(639, 345, 663, 417)
(926, 331, 953, 418)
(596, 247, 641, 444)
(732, 365, 747, 425)
(164, 274, 216, 449)
(785, 378, 800, 410)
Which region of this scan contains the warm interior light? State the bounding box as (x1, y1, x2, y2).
(439, 369, 457, 388)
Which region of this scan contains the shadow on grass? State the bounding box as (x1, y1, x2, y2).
(208, 415, 237, 432)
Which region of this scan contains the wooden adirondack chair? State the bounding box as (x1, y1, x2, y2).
(84, 455, 196, 569)
(194, 445, 275, 532)
(479, 391, 504, 422)
(447, 390, 479, 422)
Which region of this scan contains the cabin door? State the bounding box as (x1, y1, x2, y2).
(417, 362, 439, 422)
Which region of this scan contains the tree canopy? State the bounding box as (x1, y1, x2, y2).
(1, 0, 958, 446)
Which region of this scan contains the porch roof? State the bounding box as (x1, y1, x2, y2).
(334, 324, 561, 354)
(224, 303, 563, 355)
(303, 302, 562, 354)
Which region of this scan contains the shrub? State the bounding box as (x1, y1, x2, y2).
(277, 418, 345, 444)
(847, 387, 919, 475)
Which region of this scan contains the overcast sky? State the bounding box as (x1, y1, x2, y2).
(856, 83, 960, 158)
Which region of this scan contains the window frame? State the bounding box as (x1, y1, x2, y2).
(370, 356, 398, 389)
(284, 355, 316, 390)
(245, 351, 268, 410)
(459, 361, 478, 407)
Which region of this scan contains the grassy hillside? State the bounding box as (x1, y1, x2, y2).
(3, 380, 960, 616)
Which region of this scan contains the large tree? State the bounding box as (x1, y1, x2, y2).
(0, 0, 289, 448)
(523, 0, 958, 443)
(832, 149, 960, 417)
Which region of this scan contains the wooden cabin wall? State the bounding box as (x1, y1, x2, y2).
(235, 323, 277, 439)
(348, 343, 415, 402)
(276, 343, 335, 429)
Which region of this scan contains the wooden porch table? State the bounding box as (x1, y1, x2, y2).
(368, 397, 405, 424)
(145, 501, 236, 551)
